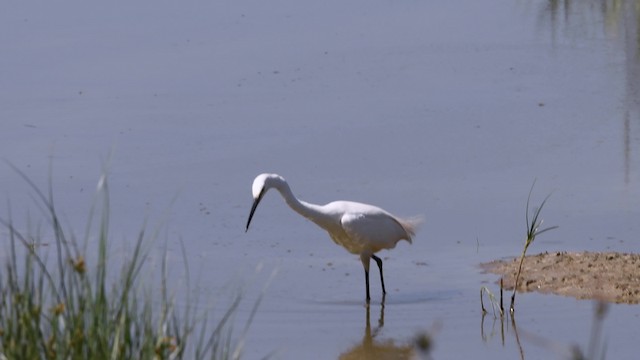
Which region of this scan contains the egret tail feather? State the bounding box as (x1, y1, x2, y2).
(397, 215, 424, 242)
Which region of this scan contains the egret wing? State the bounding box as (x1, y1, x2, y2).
(340, 211, 411, 253)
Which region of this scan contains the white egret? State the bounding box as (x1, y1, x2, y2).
(245, 173, 422, 303)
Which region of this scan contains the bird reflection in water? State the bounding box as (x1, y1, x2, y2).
(339, 296, 415, 360)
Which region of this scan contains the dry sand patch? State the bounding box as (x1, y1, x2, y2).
(482, 252, 640, 304)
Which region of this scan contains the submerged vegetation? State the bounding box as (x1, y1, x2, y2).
(0, 163, 259, 359)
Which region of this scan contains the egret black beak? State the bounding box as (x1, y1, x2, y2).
(245, 190, 264, 232)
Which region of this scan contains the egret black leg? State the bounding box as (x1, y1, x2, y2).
(371, 254, 386, 294)
(364, 268, 371, 303)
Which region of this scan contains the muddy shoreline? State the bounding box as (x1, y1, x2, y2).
(482, 251, 640, 304)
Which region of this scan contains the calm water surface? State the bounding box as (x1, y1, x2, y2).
(1, 0, 639, 358)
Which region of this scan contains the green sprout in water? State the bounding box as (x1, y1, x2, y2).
(480, 278, 504, 318)
(510, 181, 558, 315)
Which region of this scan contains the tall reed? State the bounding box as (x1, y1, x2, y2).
(509, 181, 558, 314)
(0, 163, 257, 359)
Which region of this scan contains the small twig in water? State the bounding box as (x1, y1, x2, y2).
(480, 286, 503, 318)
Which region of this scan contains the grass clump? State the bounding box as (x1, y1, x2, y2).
(0, 162, 256, 359)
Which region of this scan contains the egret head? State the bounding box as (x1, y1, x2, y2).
(245, 173, 284, 232)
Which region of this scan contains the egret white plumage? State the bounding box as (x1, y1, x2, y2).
(245, 173, 422, 303)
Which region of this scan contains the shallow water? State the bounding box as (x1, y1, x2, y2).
(1, 0, 639, 358)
